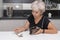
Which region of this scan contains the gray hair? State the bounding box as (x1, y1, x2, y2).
(31, 0, 45, 13)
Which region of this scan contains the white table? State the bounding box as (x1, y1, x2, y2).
(0, 31, 60, 40)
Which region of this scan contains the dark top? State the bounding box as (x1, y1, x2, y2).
(27, 15, 50, 29)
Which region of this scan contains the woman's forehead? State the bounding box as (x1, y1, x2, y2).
(32, 8, 39, 12)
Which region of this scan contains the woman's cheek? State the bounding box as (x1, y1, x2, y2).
(36, 13, 39, 16)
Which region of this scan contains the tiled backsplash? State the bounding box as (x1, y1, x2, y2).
(3, 3, 23, 10)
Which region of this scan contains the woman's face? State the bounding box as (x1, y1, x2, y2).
(32, 9, 42, 18)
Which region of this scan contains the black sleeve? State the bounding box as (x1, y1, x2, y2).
(27, 15, 33, 23)
(43, 17, 50, 29)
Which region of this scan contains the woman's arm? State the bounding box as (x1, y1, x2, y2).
(14, 20, 30, 33)
(44, 22, 58, 34)
(34, 22, 58, 34)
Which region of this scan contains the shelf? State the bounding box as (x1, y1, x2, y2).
(0, 17, 28, 20)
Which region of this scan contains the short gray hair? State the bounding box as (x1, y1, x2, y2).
(31, 0, 45, 13)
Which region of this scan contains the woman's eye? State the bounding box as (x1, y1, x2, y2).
(36, 12, 38, 13)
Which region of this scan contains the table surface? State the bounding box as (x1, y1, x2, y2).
(0, 31, 60, 40)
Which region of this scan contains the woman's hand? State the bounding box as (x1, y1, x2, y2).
(14, 20, 30, 35)
(14, 27, 21, 33)
(34, 29, 43, 35)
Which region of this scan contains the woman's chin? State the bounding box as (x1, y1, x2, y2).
(34, 16, 38, 18)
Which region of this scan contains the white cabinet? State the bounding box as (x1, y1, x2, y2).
(0, 19, 60, 31)
(50, 19, 60, 30)
(0, 20, 26, 31)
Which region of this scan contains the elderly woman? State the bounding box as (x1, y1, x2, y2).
(14, 0, 57, 34)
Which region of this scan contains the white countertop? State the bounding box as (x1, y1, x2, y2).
(0, 31, 60, 40)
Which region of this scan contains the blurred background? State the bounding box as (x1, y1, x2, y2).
(0, 0, 60, 31)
